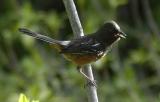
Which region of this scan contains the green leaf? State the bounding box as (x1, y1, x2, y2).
(18, 93, 29, 102)
(32, 100, 39, 102)
(109, 0, 128, 8)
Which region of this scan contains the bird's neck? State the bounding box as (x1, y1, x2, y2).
(93, 32, 118, 47)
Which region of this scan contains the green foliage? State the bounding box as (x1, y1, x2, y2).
(18, 94, 29, 102)
(18, 93, 39, 102)
(108, 0, 128, 8)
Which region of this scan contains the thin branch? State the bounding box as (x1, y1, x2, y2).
(141, 0, 160, 38)
(63, 0, 83, 38)
(62, 0, 99, 102)
(129, 0, 142, 27)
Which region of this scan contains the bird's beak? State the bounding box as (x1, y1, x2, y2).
(118, 31, 126, 39)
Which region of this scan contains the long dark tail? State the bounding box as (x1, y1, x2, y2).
(19, 28, 60, 44)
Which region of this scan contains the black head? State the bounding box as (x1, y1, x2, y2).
(96, 21, 126, 39)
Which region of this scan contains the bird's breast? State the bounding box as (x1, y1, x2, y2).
(62, 51, 105, 65)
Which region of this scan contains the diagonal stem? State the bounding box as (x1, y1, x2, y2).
(62, 0, 99, 102)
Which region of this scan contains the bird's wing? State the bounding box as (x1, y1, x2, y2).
(61, 36, 103, 55)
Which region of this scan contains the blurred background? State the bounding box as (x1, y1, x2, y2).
(0, 0, 160, 102)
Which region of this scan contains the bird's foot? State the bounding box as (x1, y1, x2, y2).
(85, 79, 97, 88)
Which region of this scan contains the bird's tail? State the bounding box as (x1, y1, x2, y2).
(19, 28, 61, 44)
(19, 28, 70, 51)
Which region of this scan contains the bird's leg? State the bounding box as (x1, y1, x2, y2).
(77, 66, 97, 87)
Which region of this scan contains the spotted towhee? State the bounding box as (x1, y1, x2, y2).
(19, 21, 126, 86)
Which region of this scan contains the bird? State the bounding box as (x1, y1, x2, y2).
(19, 21, 126, 86)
